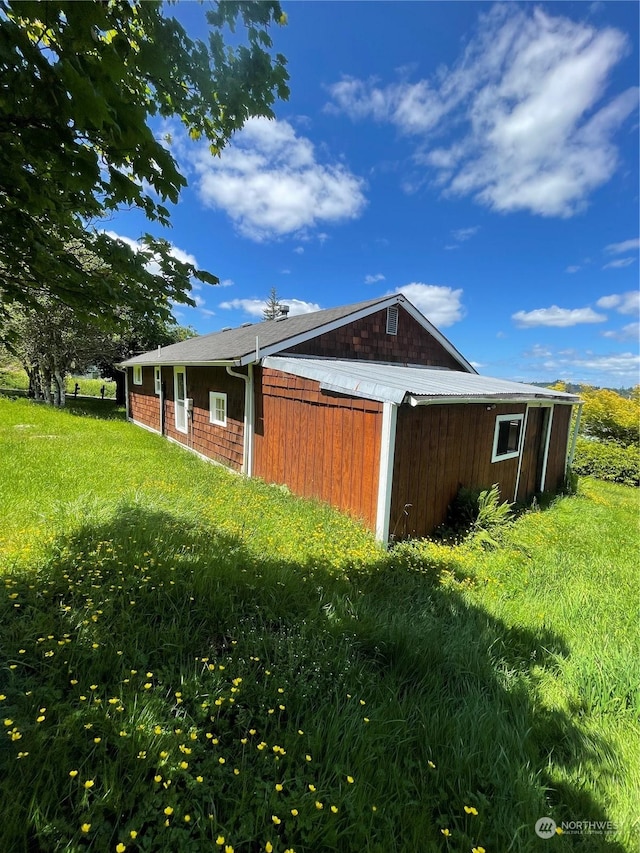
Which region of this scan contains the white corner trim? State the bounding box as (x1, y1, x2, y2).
(130, 418, 161, 436)
(539, 405, 554, 493)
(375, 401, 398, 543)
(512, 407, 530, 501)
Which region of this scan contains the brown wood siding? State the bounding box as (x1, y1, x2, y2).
(253, 367, 383, 529)
(516, 407, 546, 502)
(281, 305, 464, 369)
(545, 405, 572, 493)
(390, 403, 526, 539)
(160, 366, 245, 471)
(128, 367, 160, 432)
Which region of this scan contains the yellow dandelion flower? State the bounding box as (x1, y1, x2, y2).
(224, 847, 233, 853)
(472, 847, 485, 853)
(164, 806, 173, 816)
(346, 775, 354, 784)
(315, 801, 323, 810)
(441, 828, 451, 837)
(331, 805, 338, 813)
(308, 784, 316, 792)
(428, 760, 436, 769)
(116, 844, 126, 853)
(184, 815, 191, 823)
(305, 754, 312, 762)
(81, 823, 91, 833)
(130, 830, 138, 839)
(69, 770, 79, 778)
(290, 809, 298, 817)
(84, 780, 95, 789)
(216, 837, 225, 846)
(275, 783, 283, 792)
(266, 843, 273, 853)
(464, 805, 478, 816)
(272, 815, 281, 825)
(179, 761, 188, 770)
(154, 775, 162, 783)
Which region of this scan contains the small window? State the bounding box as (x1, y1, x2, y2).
(154, 366, 161, 395)
(209, 391, 227, 427)
(386, 306, 399, 335)
(491, 414, 524, 462)
(133, 365, 142, 385)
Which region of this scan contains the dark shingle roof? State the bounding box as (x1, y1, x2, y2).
(121, 295, 403, 367)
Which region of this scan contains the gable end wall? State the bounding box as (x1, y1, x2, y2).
(281, 306, 463, 369)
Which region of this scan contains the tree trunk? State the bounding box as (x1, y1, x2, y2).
(53, 371, 66, 408)
(42, 368, 52, 404)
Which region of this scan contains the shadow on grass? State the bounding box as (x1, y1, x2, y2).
(0, 504, 628, 853)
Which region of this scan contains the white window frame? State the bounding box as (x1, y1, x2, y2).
(133, 365, 142, 385)
(491, 413, 524, 463)
(209, 391, 227, 427)
(154, 366, 161, 395)
(386, 305, 399, 335)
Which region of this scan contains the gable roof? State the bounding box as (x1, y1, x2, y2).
(263, 356, 581, 405)
(120, 293, 476, 373)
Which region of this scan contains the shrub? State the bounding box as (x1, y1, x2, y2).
(440, 483, 512, 546)
(579, 386, 639, 447)
(573, 437, 640, 487)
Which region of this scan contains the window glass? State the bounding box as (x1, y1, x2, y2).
(209, 392, 227, 427)
(492, 414, 523, 462)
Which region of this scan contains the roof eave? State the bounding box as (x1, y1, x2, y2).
(408, 394, 581, 406)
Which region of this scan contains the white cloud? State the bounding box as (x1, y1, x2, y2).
(597, 291, 640, 314)
(191, 117, 366, 241)
(602, 322, 639, 341)
(220, 297, 321, 319)
(293, 246, 305, 255)
(451, 226, 480, 242)
(566, 265, 581, 273)
(101, 230, 199, 279)
(364, 273, 386, 284)
(219, 278, 234, 288)
(391, 283, 465, 327)
(568, 352, 640, 376)
(602, 257, 636, 269)
(513, 305, 607, 327)
(604, 237, 640, 254)
(327, 6, 637, 217)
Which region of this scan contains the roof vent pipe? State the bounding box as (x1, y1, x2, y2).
(279, 304, 290, 317)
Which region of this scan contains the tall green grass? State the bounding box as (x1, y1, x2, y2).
(0, 396, 638, 852)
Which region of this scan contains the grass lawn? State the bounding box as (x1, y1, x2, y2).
(1, 395, 638, 853)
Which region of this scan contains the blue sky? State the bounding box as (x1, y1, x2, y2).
(109, 1, 639, 387)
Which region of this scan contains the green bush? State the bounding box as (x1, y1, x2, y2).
(573, 437, 640, 487)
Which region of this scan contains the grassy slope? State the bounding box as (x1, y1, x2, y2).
(0, 396, 638, 853)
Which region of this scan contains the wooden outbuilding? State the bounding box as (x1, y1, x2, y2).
(121, 294, 580, 541)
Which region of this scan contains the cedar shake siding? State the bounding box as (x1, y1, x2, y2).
(128, 366, 160, 432)
(128, 366, 245, 471)
(253, 367, 383, 529)
(389, 403, 526, 540)
(282, 306, 463, 369)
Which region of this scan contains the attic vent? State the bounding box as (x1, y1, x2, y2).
(221, 327, 232, 332)
(386, 306, 399, 335)
(241, 322, 252, 328)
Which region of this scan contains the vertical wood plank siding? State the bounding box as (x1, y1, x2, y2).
(282, 306, 463, 368)
(390, 403, 526, 539)
(253, 368, 383, 530)
(128, 367, 160, 431)
(545, 405, 572, 493)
